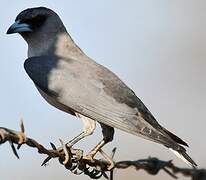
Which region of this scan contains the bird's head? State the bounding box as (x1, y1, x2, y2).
(6, 7, 69, 57)
(7, 7, 66, 43)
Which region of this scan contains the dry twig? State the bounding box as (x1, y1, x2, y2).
(0, 121, 205, 180)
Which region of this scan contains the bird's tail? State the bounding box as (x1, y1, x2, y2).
(169, 148, 197, 168)
(158, 127, 197, 167)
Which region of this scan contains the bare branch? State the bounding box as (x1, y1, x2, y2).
(0, 121, 205, 180)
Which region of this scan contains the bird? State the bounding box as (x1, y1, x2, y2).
(7, 7, 196, 167)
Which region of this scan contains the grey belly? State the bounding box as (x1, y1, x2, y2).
(36, 85, 75, 116)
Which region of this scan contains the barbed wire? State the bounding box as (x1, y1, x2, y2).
(0, 120, 205, 180)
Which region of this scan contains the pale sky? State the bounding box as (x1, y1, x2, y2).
(1, 1, 206, 180)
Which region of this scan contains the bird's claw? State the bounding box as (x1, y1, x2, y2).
(59, 139, 71, 165)
(85, 149, 115, 171)
(0, 130, 5, 142)
(17, 119, 26, 145)
(84, 154, 95, 163)
(97, 149, 115, 170)
(17, 132, 26, 145)
(71, 148, 83, 161)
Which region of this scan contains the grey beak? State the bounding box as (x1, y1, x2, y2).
(7, 20, 32, 34)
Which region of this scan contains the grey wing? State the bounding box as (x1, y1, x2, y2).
(24, 56, 187, 150)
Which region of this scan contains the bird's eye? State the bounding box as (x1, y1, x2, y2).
(22, 15, 47, 28)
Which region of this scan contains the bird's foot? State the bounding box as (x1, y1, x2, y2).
(84, 153, 95, 163)
(70, 148, 83, 161)
(17, 131, 26, 144)
(84, 149, 115, 170)
(17, 120, 26, 146)
(63, 141, 83, 160)
(58, 141, 84, 161)
(99, 149, 115, 170)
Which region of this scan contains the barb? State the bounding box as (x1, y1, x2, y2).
(0, 121, 205, 180)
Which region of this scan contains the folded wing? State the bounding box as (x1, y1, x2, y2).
(24, 55, 188, 150)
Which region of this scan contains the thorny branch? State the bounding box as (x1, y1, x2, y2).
(0, 121, 205, 180)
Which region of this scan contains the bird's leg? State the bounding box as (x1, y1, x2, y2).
(68, 113, 96, 147)
(85, 123, 114, 169)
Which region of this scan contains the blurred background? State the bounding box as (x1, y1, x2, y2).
(1, 0, 206, 179)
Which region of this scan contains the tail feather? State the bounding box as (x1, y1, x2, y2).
(161, 128, 197, 167)
(161, 127, 189, 147)
(169, 148, 197, 168)
(132, 121, 197, 167)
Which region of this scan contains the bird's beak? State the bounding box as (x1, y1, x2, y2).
(7, 20, 32, 34)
